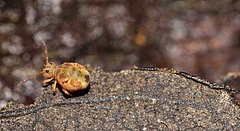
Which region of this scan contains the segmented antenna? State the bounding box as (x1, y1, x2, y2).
(17, 41, 48, 87)
(17, 71, 44, 87)
(42, 41, 49, 65)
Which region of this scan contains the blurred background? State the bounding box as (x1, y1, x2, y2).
(0, 0, 240, 108)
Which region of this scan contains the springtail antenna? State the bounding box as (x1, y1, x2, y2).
(17, 41, 49, 87)
(42, 41, 49, 65)
(17, 71, 44, 87)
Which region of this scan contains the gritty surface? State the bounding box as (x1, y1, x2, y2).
(0, 67, 240, 130)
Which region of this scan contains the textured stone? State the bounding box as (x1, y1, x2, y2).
(1, 67, 239, 130)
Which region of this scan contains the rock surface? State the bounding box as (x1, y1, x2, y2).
(1, 67, 239, 130)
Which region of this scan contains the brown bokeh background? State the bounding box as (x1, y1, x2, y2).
(0, 0, 240, 108)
